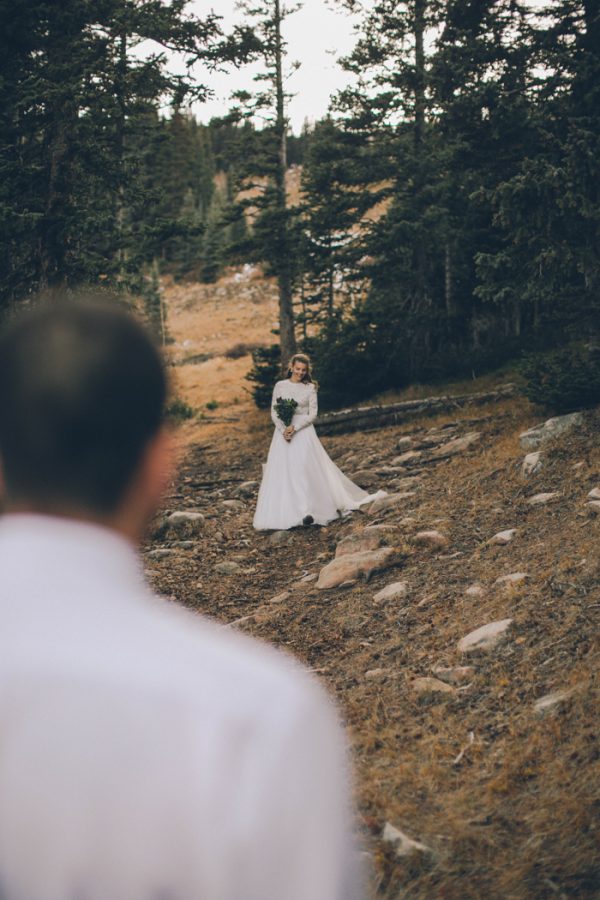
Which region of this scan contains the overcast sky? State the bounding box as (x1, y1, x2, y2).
(188, 1, 360, 132)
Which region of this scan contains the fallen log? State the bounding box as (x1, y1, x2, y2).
(315, 384, 517, 436)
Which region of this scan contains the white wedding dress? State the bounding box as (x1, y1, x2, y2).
(253, 379, 386, 531)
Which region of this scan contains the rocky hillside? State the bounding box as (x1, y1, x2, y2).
(145, 336, 600, 900)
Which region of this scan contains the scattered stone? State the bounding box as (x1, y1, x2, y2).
(335, 530, 387, 558)
(317, 547, 402, 590)
(519, 412, 583, 450)
(494, 572, 528, 587)
(147, 548, 178, 559)
(368, 492, 416, 515)
(269, 590, 290, 604)
(162, 510, 205, 538)
(382, 823, 432, 858)
(222, 499, 245, 510)
(373, 581, 409, 603)
(232, 480, 259, 498)
(432, 665, 475, 685)
(214, 561, 242, 575)
(413, 530, 449, 550)
(396, 436, 417, 451)
(465, 584, 485, 597)
(534, 688, 577, 715)
(391, 450, 422, 466)
(458, 619, 513, 653)
(522, 451, 543, 477)
(170, 541, 196, 549)
(365, 668, 389, 681)
(300, 573, 318, 583)
(587, 501, 600, 516)
(587, 487, 600, 500)
(430, 432, 481, 459)
(350, 469, 378, 484)
(267, 530, 291, 547)
(527, 492, 561, 506)
(411, 677, 456, 696)
(489, 529, 517, 545)
(364, 523, 398, 534)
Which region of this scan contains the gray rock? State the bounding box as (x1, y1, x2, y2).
(365, 668, 389, 681)
(494, 572, 528, 587)
(534, 688, 577, 715)
(391, 450, 422, 466)
(146, 548, 178, 560)
(489, 529, 517, 545)
(458, 618, 513, 653)
(267, 530, 291, 546)
(527, 492, 561, 506)
(269, 590, 290, 604)
(522, 451, 543, 477)
(214, 561, 242, 575)
(382, 823, 432, 858)
(163, 510, 205, 538)
(411, 677, 456, 696)
(465, 584, 486, 597)
(587, 487, 600, 500)
(222, 499, 245, 510)
(519, 412, 583, 450)
(335, 530, 386, 558)
(368, 492, 416, 515)
(413, 530, 449, 550)
(317, 547, 402, 590)
(373, 581, 409, 603)
(587, 500, 600, 515)
(432, 665, 475, 685)
(430, 432, 481, 459)
(170, 541, 196, 549)
(232, 480, 259, 498)
(396, 436, 417, 451)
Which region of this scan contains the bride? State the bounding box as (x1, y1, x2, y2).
(253, 353, 385, 531)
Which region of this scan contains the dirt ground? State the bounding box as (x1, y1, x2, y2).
(146, 271, 600, 899)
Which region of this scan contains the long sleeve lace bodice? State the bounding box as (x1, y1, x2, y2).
(270, 380, 318, 434)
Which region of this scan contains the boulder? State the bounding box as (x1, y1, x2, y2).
(161, 510, 205, 539)
(367, 492, 416, 515)
(316, 547, 402, 590)
(413, 530, 449, 550)
(522, 451, 543, 477)
(335, 530, 387, 558)
(458, 618, 513, 653)
(373, 581, 409, 603)
(222, 499, 245, 511)
(519, 412, 583, 450)
(430, 432, 481, 459)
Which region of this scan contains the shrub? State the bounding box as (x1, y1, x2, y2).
(206, 399, 219, 410)
(165, 398, 195, 421)
(520, 344, 600, 413)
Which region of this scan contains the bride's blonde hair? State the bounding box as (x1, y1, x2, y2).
(286, 353, 318, 389)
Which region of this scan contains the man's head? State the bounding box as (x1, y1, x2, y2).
(0, 298, 169, 535)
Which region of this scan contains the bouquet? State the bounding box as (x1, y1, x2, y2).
(275, 397, 298, 427)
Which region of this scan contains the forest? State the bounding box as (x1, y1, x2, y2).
(1, 0, 599, 409)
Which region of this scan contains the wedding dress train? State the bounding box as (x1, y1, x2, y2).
(253, 379, 386, 531)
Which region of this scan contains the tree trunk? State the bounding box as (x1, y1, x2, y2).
(273, 0, 296, 367)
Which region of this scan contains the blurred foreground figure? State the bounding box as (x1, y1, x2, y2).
(0, 300, 362, 900)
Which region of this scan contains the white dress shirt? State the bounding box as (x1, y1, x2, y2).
(0, 515, 361, 900)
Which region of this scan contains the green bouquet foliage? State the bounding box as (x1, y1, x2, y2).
(275, 397, 298, 427)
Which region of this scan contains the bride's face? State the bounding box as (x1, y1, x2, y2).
(291, 361, 308, 382)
